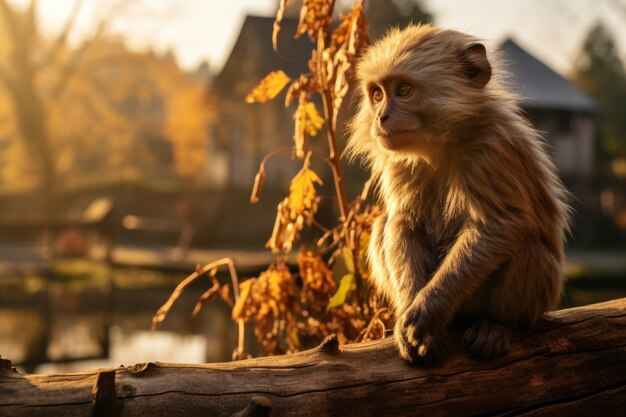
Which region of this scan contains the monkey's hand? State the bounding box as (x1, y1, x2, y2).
(394, 293, 452, 366)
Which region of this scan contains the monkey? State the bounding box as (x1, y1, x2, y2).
(346, 24, 570, 365)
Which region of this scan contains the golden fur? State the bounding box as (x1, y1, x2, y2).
(347, 25, 570, 364)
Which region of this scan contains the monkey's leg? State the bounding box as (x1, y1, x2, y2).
(462, 239, 563, 359)
(462, 319, 511, 359)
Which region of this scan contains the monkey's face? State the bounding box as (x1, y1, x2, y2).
(366, 76, 428, 152)
(348, 24, 493, 164)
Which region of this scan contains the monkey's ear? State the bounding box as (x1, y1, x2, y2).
(459, 43, 492, 88)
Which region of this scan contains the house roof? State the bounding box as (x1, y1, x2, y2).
(214, 16, 311, 97)
(498, 39, 597, 113)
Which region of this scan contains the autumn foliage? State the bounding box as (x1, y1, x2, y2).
(153, 0, 389, 358)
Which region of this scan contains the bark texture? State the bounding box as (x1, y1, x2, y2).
(1, 298, 625, 417)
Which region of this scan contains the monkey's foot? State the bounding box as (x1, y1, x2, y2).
(462, 319, 511, 359)
(394, 321, 451, 366)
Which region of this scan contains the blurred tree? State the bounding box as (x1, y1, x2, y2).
(573, 22, 626, 171)
(0, 1, 55, 194)
(56, 42, 208, 185)
(0, 0, 125, 196)
(0, 0, 210, 197)
(365, 0, 432, 40)
(166, 85, 209, 184)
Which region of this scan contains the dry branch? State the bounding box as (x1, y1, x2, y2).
(1, 298, 625, 417)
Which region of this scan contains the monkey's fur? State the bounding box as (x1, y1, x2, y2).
(347, 25, 570, 365)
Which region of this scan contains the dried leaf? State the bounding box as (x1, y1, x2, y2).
(304, 102, 324, 136)
(245, 71, 292, 103)
(232, 263, 296, 354)
(232, 279, 255, 320)
(331, 0, 368, 54)
(273, 0, 293, 52)
(265, 156, 323, 254)
(266, 199, 290, 252)
(328, 0, 369, 120)
(293, 97, 324, 158)
(284, 74, 316, 107)
(250, 166, 266, 204)
(297, 247, 335, 294)
(293, 96, 306, 158)
(288, 164, 322, 217)
(296, 0, 334, 42)
(327, 273, 355, 310)
(332, 55, 351, 121)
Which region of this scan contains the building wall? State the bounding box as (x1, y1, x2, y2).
(525, 109, 594, 177)
(210, 97, 301, 190)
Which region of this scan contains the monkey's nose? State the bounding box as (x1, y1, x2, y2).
(377, 114, 389, 125)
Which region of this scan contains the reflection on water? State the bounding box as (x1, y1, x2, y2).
(0, 309, 42, 364)
(37, 327, 208, 374)
(0, 263, 235, 373)
(0, 260, 625, 374)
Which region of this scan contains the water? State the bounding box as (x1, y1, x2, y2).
(0, 262, 236, 373)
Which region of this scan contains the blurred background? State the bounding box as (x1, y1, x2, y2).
(0, 0, 625, 373)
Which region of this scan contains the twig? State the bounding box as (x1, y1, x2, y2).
(258, 147, 333, 177)
(316, 30, 349, 223)
(152, 258, 245, 355)
(356, 307, 388, 342)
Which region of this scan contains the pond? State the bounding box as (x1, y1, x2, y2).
(0, 261, 238, 374)
(0, 258, 625, 374)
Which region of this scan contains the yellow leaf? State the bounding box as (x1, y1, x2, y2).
(232, 279, 255, 320)
(327, 273, 356, 310)
(293, 100, 325, 158)
(245, 70, 292, 103)
(303, 102, 324, 136)
(288, 166, 322, 216)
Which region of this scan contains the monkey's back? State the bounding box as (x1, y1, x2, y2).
(377, 103, 570, 269)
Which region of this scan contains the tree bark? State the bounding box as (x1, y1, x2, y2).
(1, 298, 625, 417)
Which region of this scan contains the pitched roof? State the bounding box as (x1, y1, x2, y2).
(214, 16, 311, 97)
(498, 39, 597, 112)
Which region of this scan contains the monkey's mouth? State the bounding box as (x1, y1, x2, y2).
(375, 129, 420, 150)
(379, 128, 419, 136)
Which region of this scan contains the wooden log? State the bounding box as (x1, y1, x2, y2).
(1, 298, 625, 417)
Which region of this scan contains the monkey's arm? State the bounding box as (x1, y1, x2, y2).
(419, 221, 512, 316)
(381, 216, 435, 312)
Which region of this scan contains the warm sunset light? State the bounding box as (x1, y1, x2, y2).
(0, 1, 624, 415)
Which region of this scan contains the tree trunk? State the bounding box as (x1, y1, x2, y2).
(1, 298, 625, 417)
(0, 0, 58, 198)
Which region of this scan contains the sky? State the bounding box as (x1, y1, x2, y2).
(10, 0, 626, 76)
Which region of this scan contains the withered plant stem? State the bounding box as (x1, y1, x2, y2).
(322, 93, 349, 222)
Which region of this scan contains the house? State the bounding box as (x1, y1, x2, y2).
(499, 39, 597, 177)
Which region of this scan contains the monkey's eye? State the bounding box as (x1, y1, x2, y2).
(396, 82, 412, 97)
(371, 87, 384, 103)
